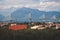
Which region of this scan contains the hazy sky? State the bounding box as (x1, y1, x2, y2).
(0, 0, 60, 11)
(0, 0, 60, 16)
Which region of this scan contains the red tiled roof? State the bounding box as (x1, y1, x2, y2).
(9, 24, 27, 30)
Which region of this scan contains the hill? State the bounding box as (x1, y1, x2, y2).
(12, 7, 60, 22)
(0, 14, 5, 21)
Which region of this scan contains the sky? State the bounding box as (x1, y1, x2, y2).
(0, 0, 60, 16)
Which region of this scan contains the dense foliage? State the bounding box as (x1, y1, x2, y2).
(0, 27, 60, 40)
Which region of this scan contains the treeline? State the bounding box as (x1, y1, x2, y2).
(0, 28, 60, 40)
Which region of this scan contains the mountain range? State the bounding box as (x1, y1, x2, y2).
(0, 14, 5, 21)
(12, 7, 60, 22)
(0, 7, 60, 22)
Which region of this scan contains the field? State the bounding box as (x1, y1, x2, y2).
(1, 26, 60, 40)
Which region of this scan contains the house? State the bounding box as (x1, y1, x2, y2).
(30, 25, 46, 30)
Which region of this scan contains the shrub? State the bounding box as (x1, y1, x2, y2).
(1, 28, 60, 40)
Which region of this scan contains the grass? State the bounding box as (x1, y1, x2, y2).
(1, 27, 60, 40)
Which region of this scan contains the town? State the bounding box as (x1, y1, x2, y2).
(0, 21, 60, 30)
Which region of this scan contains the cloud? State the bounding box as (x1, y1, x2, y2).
(39, 0, 60, 2)
(1, 0, 40, 5)
(0, 5, 11, 10)
(48, 0, 60, 2)
(0, 0, 60, 5)
(0, 0, 60, 12)
(0, 0, 60, 17)
(38, 2, 60, 11)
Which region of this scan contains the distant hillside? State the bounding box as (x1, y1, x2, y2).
(0, 14, 5, 21)
(12, 7, 60, 22)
